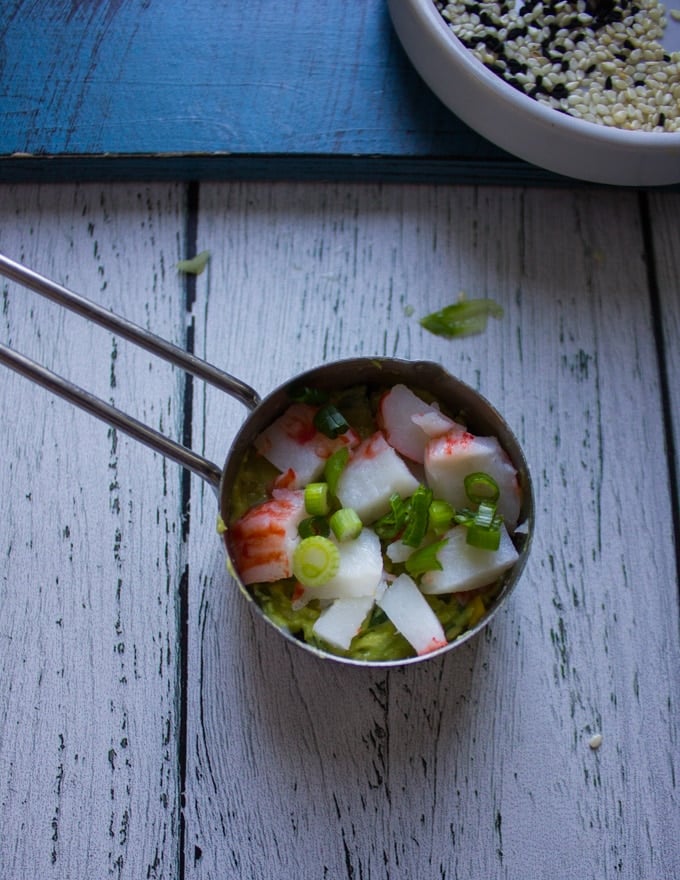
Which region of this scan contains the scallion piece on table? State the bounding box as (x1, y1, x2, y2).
(176, 250, 210, 275)
(292, 536, 340, 588)
(402, 485, 433, 547)
(420, 298, 503, 338)
(298, 516, 330, 539)
(405, 538, 448, 578)
(314, 404, 350, 438)
(304, 482, 330, 516)
(330, 508, 363, 542)
(324, 447, 349, 496)
(464, 472, 500, 505)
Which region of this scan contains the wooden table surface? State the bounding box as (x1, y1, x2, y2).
(0, 0, 584, 185)
(0, 179, 678, 878)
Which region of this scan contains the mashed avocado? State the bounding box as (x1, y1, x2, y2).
(252, 577, 500, 661)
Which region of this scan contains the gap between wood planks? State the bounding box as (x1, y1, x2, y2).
(638, 191, 680, 608)
(177, 180, 201, 880)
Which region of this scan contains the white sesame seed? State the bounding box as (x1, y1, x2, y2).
(437, 0, 679, 130)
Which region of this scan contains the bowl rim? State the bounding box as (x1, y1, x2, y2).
(407, 0, 680, 149)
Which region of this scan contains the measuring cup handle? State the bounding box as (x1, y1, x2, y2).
(0, 343, 224, 488)
(0, 252, 266, 490)
(0, 253, 261, 410)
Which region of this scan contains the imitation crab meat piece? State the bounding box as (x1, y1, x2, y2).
(255, 403, 360, 488)
(377, 573, 448, 656)
(424, 429, 521, 529)
(312, 595, 375, 651)
(229, 489, 305, 585)
(378, 384, 456, 463)
(420, 524, 519, 595)
(336, 431, 420, 522)
(302, 527, 383, 602)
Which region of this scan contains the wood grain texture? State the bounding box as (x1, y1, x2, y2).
(184, 182, 680, 879)
(647, 191, 680, 521)
(0, 0, 546, 185)
(0, 184, 187, 879)
(0, 181, 678, 880)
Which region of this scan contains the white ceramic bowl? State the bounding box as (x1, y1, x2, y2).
(388, 0, 680, 186)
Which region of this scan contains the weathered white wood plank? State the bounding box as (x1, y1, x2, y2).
(0, 184, 186, 879)
(184, 182, 680, 879)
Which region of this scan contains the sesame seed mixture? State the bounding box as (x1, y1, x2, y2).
(434, 0, 680, 130)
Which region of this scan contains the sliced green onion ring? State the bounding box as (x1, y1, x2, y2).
(330, 508, 363, 542)
(465, 500, 502, 551)
(292, 536, 340, 587)
(464, 472, 500, 505)
(314, 404, 350, 438)
(466, 523, 501, 551)
(402, 485, 433, 548)
(324, 447, 349, 496)
(298, 516, 330, 539)
(428, 499, 454, 535)
(304, 482, 330, 516)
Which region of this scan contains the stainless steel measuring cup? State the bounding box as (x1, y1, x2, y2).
(0, 253, 534, 667)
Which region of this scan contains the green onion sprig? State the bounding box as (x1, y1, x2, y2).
(402, 486, 433, 548)
(405, 539, 448, 577)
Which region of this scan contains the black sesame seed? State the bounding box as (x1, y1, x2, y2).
(483, 34, 503, 52)
(488, 62, 507, 77)
(507, 57, 528, 75)
(436, 0, 678, 131)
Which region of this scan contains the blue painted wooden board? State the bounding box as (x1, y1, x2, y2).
(0, 0, 566, 183)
